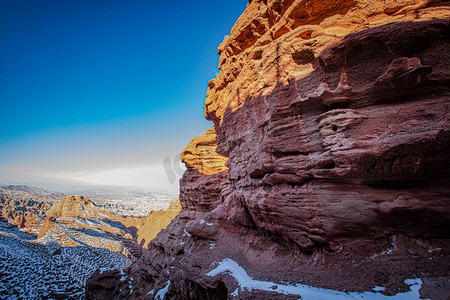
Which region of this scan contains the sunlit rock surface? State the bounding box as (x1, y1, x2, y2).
(86, 1, 450, 299)
(136, 199, 181, 247)
(0, 185, 63, 232)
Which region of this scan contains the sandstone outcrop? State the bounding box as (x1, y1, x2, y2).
(179, 127, 229, 225)
(41, 195, 182, 254)
(136, 198, 182, 247)
(46, 195, 97, 218)
(0, 185, 62, 233)
(38, 196, 136, 257)
(86, 1, 450, 299)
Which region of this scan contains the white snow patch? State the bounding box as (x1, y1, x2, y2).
(99, 267, 113, 274)
(200, 219, 213, 226)
(231, 287, 239, 296)
(183, 229, 191, 237)
(427, 247, 441, 253)
(206, 258, 427, 299)
(155, 281, 170, 300)
(373, 286, 386, 292)
(371, 236, 398, 259)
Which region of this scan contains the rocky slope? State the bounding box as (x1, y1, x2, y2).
(0, 185, 64, 232)
(38, 195, 181, 255)
(37, 196, 138, 257)
(0, 187, 181, 298)
(87, 1, 450, 299)
(0, 185, 180, 246)
(0, 217, 131, 299)
(136, 199, 182, 247)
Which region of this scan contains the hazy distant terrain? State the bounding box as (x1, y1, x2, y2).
(76, 189, 177, 217)
(0, 185, 177, 220)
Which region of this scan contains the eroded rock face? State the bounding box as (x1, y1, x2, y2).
(179, 128, 229, 224)
(40, 195, 182, 256)
(86, 1, 450, 299)
(215, 19, 450, 249)
(136, 199, 182, 247)
(0, 185, 62, 233)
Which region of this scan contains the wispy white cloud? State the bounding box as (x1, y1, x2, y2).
(76, 164, 185, 190)
(0, 162, 185, 192)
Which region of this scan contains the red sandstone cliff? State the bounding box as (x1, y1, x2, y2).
(86, 1, 450, 299)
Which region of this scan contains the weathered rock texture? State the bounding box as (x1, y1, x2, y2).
(39, 195, 137, 257)
(0, 185, 62, 233)
(136, 199, 182, 247)
(40, 195, 181, 256)
(87, 1, 450, 299)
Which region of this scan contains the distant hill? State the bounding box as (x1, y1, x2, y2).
(0, 184, 62, 195)
(0, 185, 65, 231)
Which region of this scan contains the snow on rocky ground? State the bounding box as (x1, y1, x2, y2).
(0, 185, 177, 299)
(38, 219, 131, 256)
(206, 258, 427, 300)
(0, 222, 131, 299)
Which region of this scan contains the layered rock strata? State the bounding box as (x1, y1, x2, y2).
(40, 195, 181, 255)
(136, 198, 182, 247)
(86, 1, 450, 299)
(0, 185, 62, 232)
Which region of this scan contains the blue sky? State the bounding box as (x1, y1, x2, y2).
(0, 0, 246, 191)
